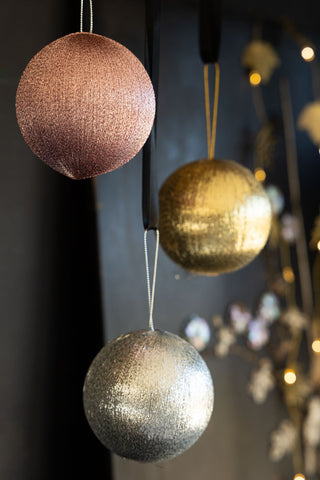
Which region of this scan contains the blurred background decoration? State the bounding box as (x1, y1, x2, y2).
(2, 1, 320, 480)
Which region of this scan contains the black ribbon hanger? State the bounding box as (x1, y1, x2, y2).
(199, 0, 222, 64)
(142, 0, 161, 230)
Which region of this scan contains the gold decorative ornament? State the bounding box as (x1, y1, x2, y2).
(159, 158, 272, 275)
(83, 329, 214, 462)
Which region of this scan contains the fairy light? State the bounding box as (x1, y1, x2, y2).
(283, 266, 295, 283)
(317, 240, 320, 251)
(312, 339, 320, 353)
(249, 71, 262, 86)
(284, 368, 297, 385)
(254, 167, 266, 183)
(301, 46, 315, 62)
(293, 474, 305, 480)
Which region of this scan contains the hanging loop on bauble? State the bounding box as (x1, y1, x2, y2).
(144, 228, 159, 331)
(80, 0, 93, 33)
(204, 62, 220, 159)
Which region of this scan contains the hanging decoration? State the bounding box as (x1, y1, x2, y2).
(83, 0, 214, 462)
(159, 158, 272, 275)
(83, 328, 214, 462)
(159, 1, 271, 276)
(83, 230, 214, 462)
(15, 1, 155, 180)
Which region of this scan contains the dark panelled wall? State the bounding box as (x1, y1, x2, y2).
(0, 1, 111, 479)
(1, 1, 320, 480)
(95, 1, 320, 480)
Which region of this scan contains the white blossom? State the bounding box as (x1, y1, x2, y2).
(281, 307, 308, 332)
(242, 40, 281, 83)
(248, 360, 275, 404)
(298, 101, 320, 145)
(303, 396, 320, 447)
(269, 420, 297, 462)
(281, 214, 300, 244)
(215, 327, 235, 357)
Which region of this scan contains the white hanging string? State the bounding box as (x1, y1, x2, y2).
(144, 229, 160, 331)
(80, 0, 93, 33)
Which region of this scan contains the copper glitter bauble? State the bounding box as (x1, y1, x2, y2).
(159, 158, 272, 275)
(16, 32, 155, 180)
(83, 329, 214, 462)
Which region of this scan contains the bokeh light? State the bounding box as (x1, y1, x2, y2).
(249, 71, 262, 86)
(312, 339, 320, 353)
(301, 46, 315, 62)
(284, 368, 297, 385)
(254, 167, 266, 183)
(293, 474, 305, 480)
(283, 266, 295, 283)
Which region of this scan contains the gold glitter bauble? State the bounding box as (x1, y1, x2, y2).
(159, 158, 272, 275)
(83, 329, 214, 462)
(16, 32, 155, 180)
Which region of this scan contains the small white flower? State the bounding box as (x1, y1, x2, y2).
(269, 420, 297, 462)
(248, 359, 275, 404)
(305, 444, 317, 476)
(298, 101, 320, 145)
(281, 307, 308, 332)
(242, 40, 281, 83)
(228, 302, 252, 334)
(215, 327, 235, 357)
(247, 318, 270, 350)
(281, 214, 300, 243)
(303, 397, 320, 447)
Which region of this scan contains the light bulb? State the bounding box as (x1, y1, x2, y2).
(301, 46, 315, 62)
(293, 474, 305, 480)
(312, 339, 320, 353)
(254, 167, 266, 183)
(284, 368, 297, 385)
(283, 266, 295, 283)
(249, 71, 262, 86)
(317, 240, 320, 251)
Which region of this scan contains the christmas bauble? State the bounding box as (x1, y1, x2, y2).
(16, 32, 155, 180)
(159, 158, 271, 275)
(83, 329, 214, 462)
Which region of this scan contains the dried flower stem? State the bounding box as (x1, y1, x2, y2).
(279, 237, 296, 307)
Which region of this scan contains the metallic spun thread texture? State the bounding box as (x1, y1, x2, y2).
(159, 158, 272, 275)
(16, 32, 155, 180)
(83, 329, 214, 462)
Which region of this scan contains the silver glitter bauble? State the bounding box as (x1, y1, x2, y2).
(83, 329, 214, 462)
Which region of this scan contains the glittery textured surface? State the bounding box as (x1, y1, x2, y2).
(16, 32, 155, 179)
(83, 329, 214, 463)
(159, 158, 272, 275)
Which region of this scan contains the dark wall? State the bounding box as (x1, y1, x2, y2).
(1, 1, 320, 480)
(0, 1, 110, 479)
(95, 1, 320, 480)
